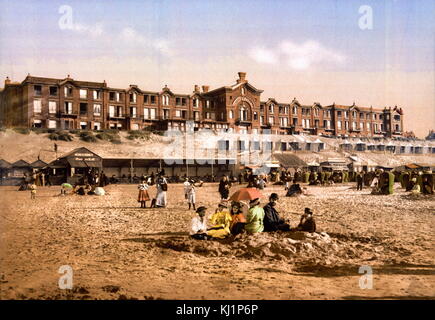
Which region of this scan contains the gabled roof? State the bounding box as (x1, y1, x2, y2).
(11, 160, 30, 167)
(58, 147, 102, 160)
(0, 159, 12, 168)
(265, 98, 279, 105)
(30, 160, 48, 168)
(161, 85, 175, 96)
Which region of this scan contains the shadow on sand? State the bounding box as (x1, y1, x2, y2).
(293, 264, 435, 278)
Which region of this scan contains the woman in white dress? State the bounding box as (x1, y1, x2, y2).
(155, 173, 168, 208)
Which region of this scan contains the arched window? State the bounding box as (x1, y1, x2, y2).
(239, 104, 248, 121)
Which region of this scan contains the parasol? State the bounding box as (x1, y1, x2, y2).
(229, 188, 263, 201)
(61, 183, 73, 189)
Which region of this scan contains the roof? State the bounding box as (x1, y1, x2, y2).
(0, 159, 12, 168)
(11, 160, 30, 167)
(30, 160, 48, 168)
(272, 153, 307, 167)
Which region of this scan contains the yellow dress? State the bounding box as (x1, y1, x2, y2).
(207, 210, 232, 239)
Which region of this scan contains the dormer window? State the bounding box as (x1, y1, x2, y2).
(130, 92, 137, 103)
(162, 95, 170, 106)
(269, 104, 274, 113)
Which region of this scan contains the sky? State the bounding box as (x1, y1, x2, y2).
(0, 0, 433, 137)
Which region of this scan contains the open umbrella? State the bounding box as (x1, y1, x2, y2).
(61, 183, 73, 189)
(94, 187, 105, 196)
(229, 188, 263, 201)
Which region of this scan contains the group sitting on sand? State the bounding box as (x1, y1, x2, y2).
(189, 193, 316, 240)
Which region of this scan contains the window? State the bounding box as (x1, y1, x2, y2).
(181, 110, 187, 119)
(218, 140, 230, 151)
(352, 122, 357, 130)
(352, 111, 357, 118)
(268, 116, 274, 125)
(34, 85, 42, 96)
(65, 102, 73, 114)
(109, 105, 115, 117)
(239, 106, 248, 121)
(64, 86, 73, 97)
(116, 92, 121, 102)
(314, 108, 319, 117)
(193, 98, 199, 108)
(80, 121, 87, 130)
(367, 123, 371, 131)
(48, 120, 57, 129)
(143, 108, 149, 119)
(80, 89, 87, 99)
(360, 113, 364, 119)
(194, 111, 200, 121)
(162, 95, 170, 106)
(109, 92, 115, 101)
(292, 106, 297, 114)
(130, 107, 137, 118)
(293, 118, 298, 126)
(269, 104, 274, 113)
(394, 115, 401, 121)
(94, 122, 101, 130)
(150, 109, 156, 120)
(337, 111, 342, 117)
(344, 111, 349, 118)
(253, 112, 258, 121)
(175, 110, 181, 117)
(93, 104, 101, 116)
(337, 120, 342, 130)
(117, 106, 123, 117)
(49, 87, 58, 96)
(395, 124, 400, 131)
(176, 97, 181, 106)
(238, 141, 246, 151)
(93, 90, 101, 100)
(144, 95, 149, 104)
(280, 117, 289, 127)
(345, 121, 349, 130)
(150, 95, 156, 104)
(229, 110, 234, 119)
(33, 100, 42, 113)
(360, 122, 364, 130)
(241, 87, 245, 95)
(373, 114, 377, 120)
(260, 105, 265, 113)
(49, 101, 57, 114)
(79, 103, 88, 115)
(314, 119, 319, 127)
(182, 98, 186, 106)
(163, 109, 170, 119)
(206, 100, 210, 108)
(130, 93, 137, 103)
(260, 116, 264, 125)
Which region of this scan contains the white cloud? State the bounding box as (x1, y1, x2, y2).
(121, 27, 172, 56)
(248, 47, 277, 64)
(71, 22, 104, 37)
(249, 40, 346, 70)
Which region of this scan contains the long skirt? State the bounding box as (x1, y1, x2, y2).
(187, 192, 196, 204)
(156, 191, 167, 207)
(138, 190, 150, 202)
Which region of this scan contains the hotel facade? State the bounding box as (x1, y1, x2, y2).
(0, 72, 404, 138)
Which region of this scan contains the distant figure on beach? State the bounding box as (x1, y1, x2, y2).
(356, 172, 364, 191)
(245, 198, 265, 234)
(295, 208, 316, 233)
(155, 171, 168, 208)
(190, 206, 209, 240)
(218, 176, 231, 200)
(186, 179, 196, 210)
(183, 178, 190, 200)
(29, 183, 37, 200)
(263, 193, 290, 232)
(137, 179, 150, 208)
(229, 202, 246, 236)
(286, 182, 303, 197)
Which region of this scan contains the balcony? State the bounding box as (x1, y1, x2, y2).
(235, 118, 251, 126)
(59, 111, 78, 118)
(108, 115, 125, 120)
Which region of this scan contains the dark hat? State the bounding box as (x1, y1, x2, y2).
(196, 206, 207, 213)
(231, 201, 241, 208)
(269, 193, 279, 201)
(250, 198, 260, 205)
(304, 207, 311, 214)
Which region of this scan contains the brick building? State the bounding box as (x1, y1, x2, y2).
(0, 72, 404, 137)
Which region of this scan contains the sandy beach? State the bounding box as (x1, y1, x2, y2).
(0, 182, 434, 300)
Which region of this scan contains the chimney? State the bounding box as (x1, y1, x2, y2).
(202, 85, 209, 93)
(194, 85, 200, 93)
(237, 72, 247, 83)
(5, 76, 11, 86)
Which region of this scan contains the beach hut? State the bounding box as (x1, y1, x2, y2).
(339, 139, 352, 152)
(376, 141, 386, 151)
(311, 138, 325, 152)
(30, 159, 48, 172)
(272, 153, 307, 170)
(386, 141, 396, 153)
(354, 139, 366, 152)
(0, 159, 12, 185)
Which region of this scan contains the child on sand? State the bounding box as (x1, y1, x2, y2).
(29, 183, 37, 200)
(295, 208, 316, 233)
(137, 179, 151, 208)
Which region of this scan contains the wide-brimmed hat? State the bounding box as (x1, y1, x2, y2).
(269, 193, 279, 201)
(218, 201, 228, 208)
(249, 198, 260, 205)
